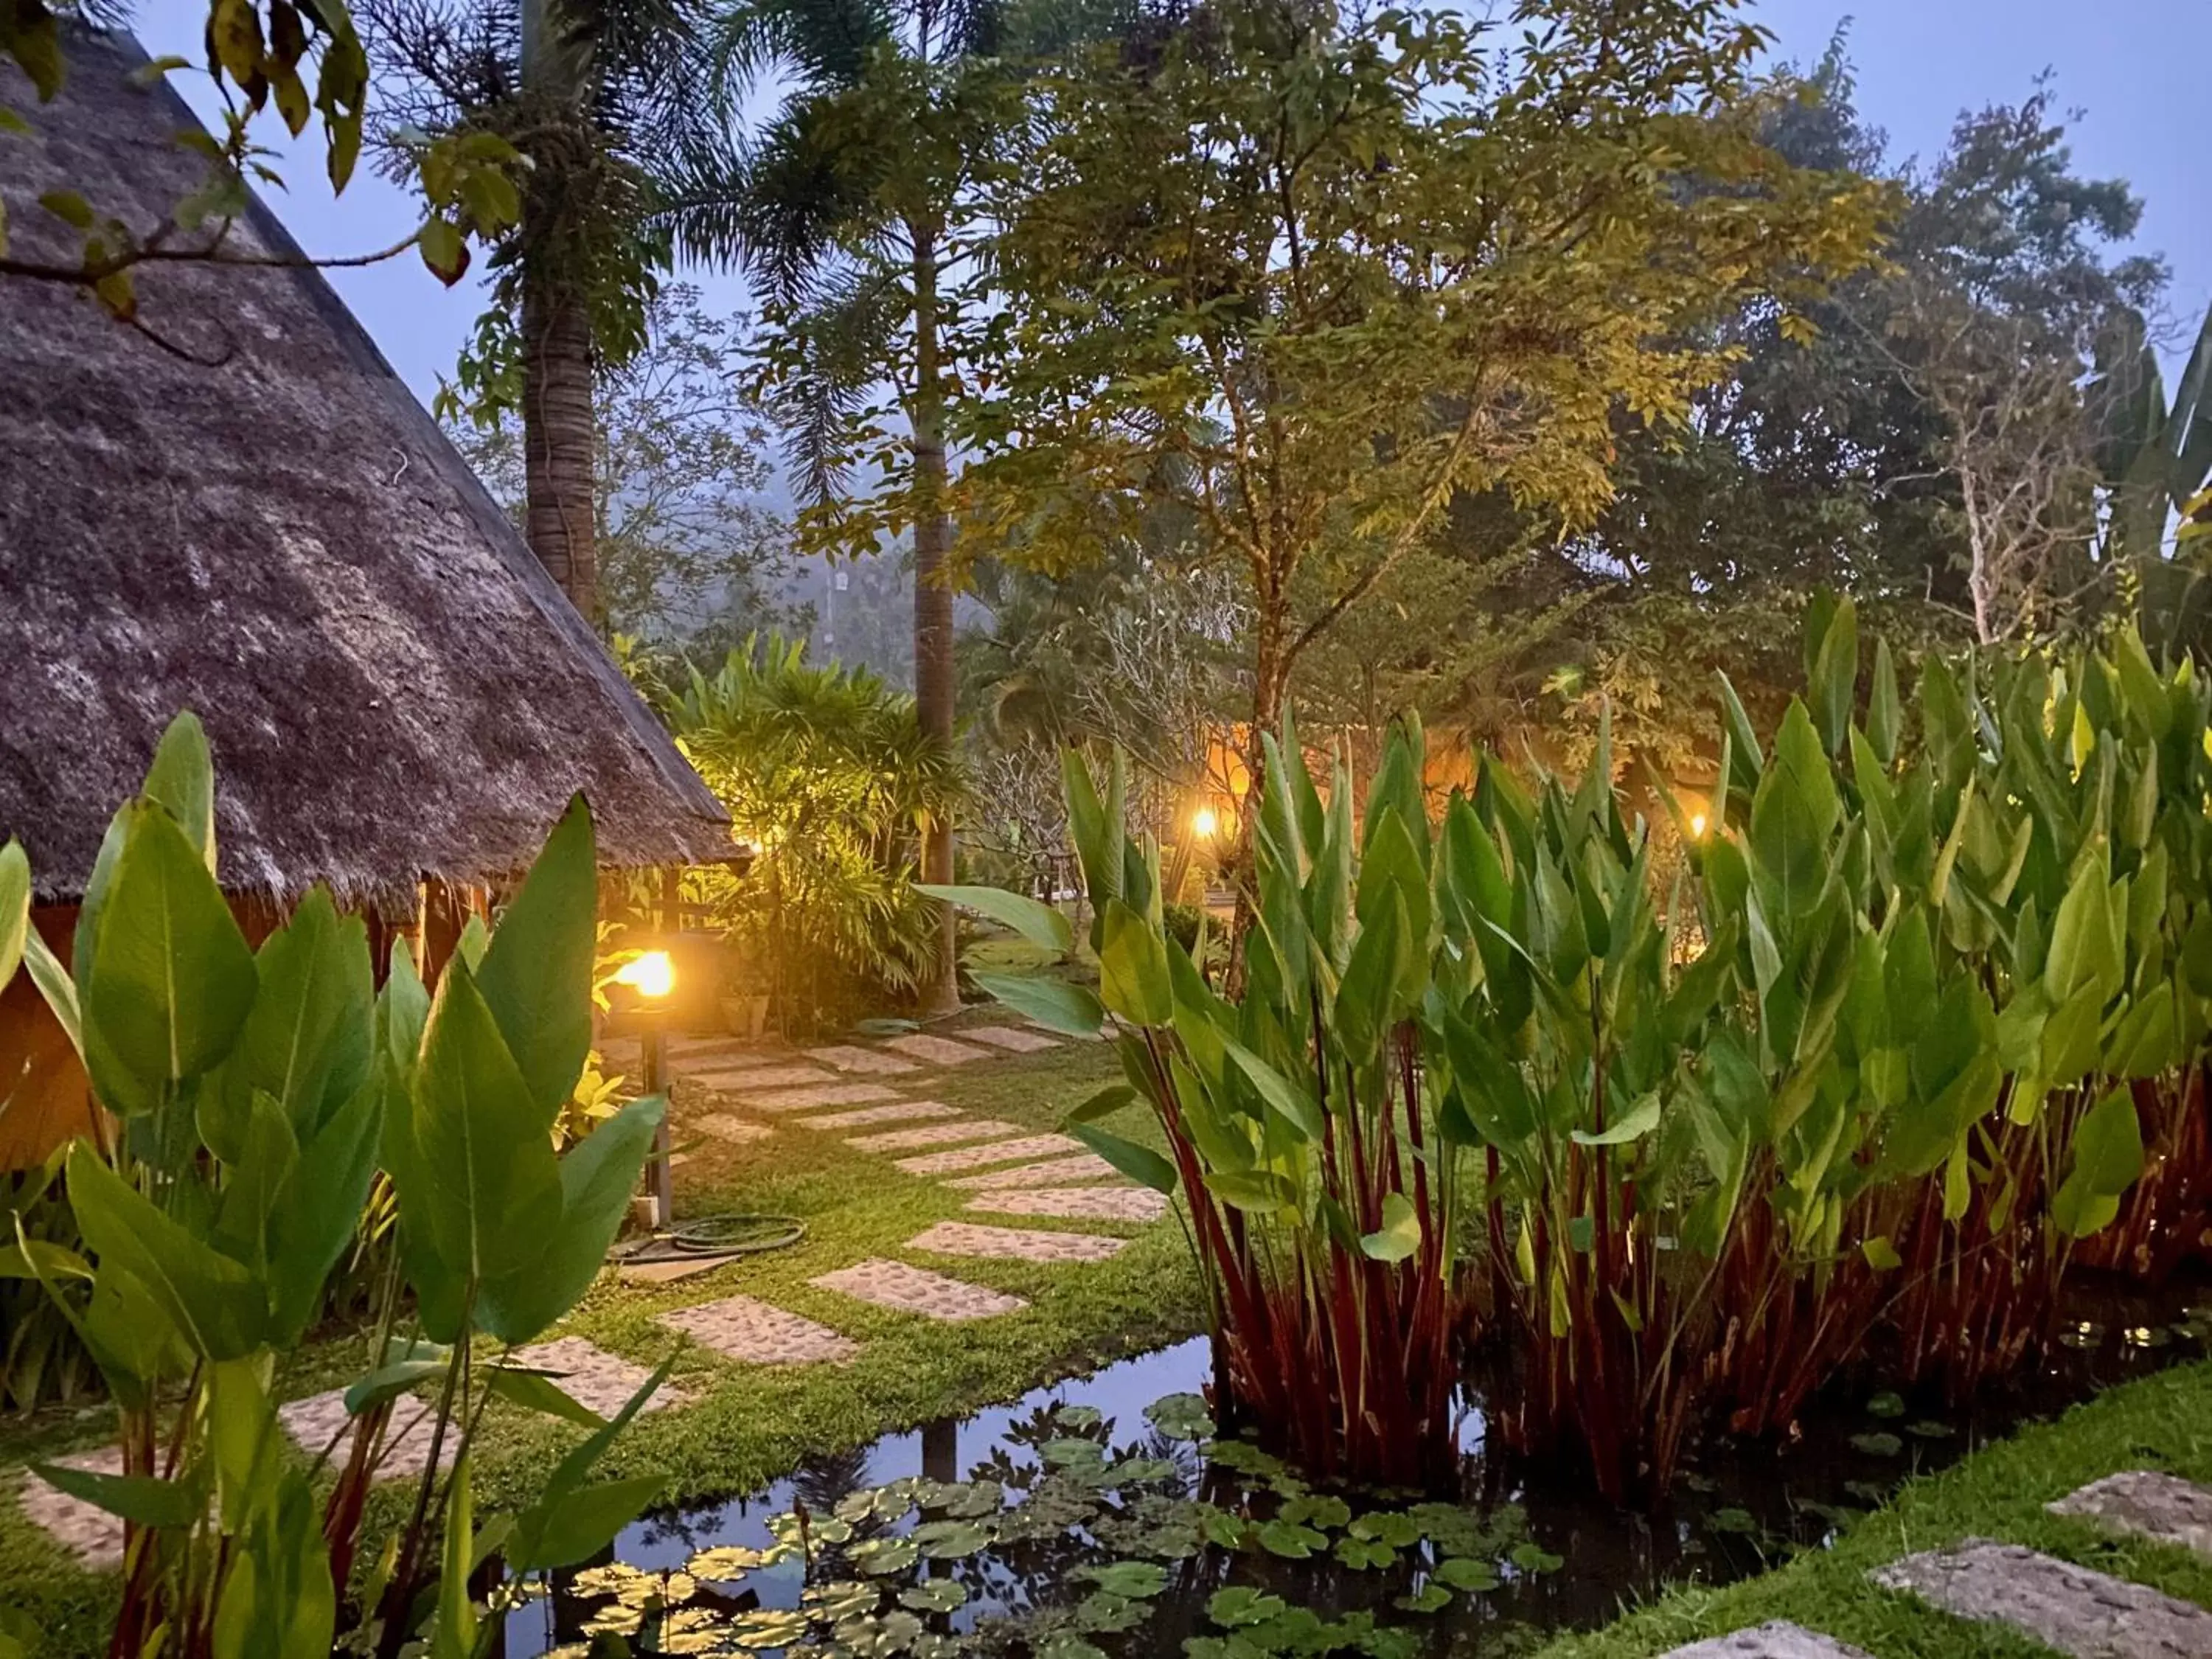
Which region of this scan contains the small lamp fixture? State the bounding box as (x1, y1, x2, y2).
(1192, 806, 1220, 841)
(1688, 812, 1709, 841)
(616, 949, 675, 1000)
(616, 949, 678, 1228)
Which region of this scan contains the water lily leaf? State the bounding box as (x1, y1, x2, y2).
(1509, 1542, 1564, 1573)
(1206, 1587, 1287, 1628)
(911, 1518, 994, 1559)
(1278, 1494, 1351, 1531)
(1348, 1511, 1422, 1549)
(1433, 1557, 1500, 1593)
(835, 1608, 925, 1656)
(802, 1580, 879, 1621)
(914, 1478, 1002, 1518)
(1705, 1507, 1761, 1536)
(1905, 1419, 1955, 1440)
(1108, 1457, 1180, 1487)
(1036, 1636, 1108, 1659)
(1394, 1584, 1453, 1614)
(1849, 1431, 1902, 1457)
(899, 1579, 969, 1613)
(1144, 1393, 1214, 1441)
(849, 1534, 922, 1576)
(1253, 1520, 1326, 1559)
(1865, 1390, 1905, 1419)
(1074, 1592, 1148, 1633)
(1055, 1405, 1105, 1430)
(1043, 1437, 1107, 1469)
(1335, 1535, 1395, 1570)
(726, 1609, 810, 1649)
(686, 1543, 783, 1579)
(1074, 1559, 1167, 1599)
(1194, 1504, 1247, 1549)
(1203, 1439, 1284, 1478)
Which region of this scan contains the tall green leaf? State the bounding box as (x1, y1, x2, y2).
(474, 796, 597, 1130)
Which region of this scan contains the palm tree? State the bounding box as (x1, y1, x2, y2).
(365, 0, 723, 625)
(661, 0, 1029, 1012)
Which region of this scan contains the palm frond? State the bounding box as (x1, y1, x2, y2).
(768, 263, 905, 504)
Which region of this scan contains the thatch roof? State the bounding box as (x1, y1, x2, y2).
(0, 30, 734, 910)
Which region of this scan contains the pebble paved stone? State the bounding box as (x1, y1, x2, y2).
(508, 1337, 687, 1418)
(1656, 1625, 1873, 1659)
(18, 1445, 128, 1568)
(739, 1082, 904, 1113)
(957, 1025, 1063, 1054)
(619, 1253, 741, 1285)
(1873, 1538, 2212, 1658)
(802, 1100, 960, 1130)
(968, 1186, 1169, 1222)
(2051, 1472, 2212, 1559)
(880, 1032, 998, 1066)
(279, 1388, 456, 1478)
(667, 1039, 776, 1067)
(694, 1115, 774, 1145)
(895, 1133, 1085, 1175)
(806, 1044, 922, 1075)
(908, 1220, 1129, 1264)
(660, 1295, 860, 1364)
(692, 1062, 835, 1092)
(848, 1118, 1024, 1152)
(813, 1259, 1027, 1321)
(944, 1152, 1122, 1190)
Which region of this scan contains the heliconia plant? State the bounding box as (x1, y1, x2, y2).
(0, 714, 672, 1659)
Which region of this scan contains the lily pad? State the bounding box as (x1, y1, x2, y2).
(1335, 1534, 1396, 1570)
(1074, 1559, 1169, 1599)
(849, 1535, 922, 1576)
(1206, 1587, 1287, 1628)
(1194, 1504, 1248, 1549)
(1204, 1439, 1287, 1478)
(1509, 1542, 1564, 1573)
(1253, 1519, 1328, 1559)
(1145, 1392, 1214, 1440)
(1278, 1494, 1352, 1531)
(899, 1579, 970, 1614)
(1055, 1405, 1105, 1430)
(1036, 1635, 1109, 1659)
(911, 1518, 995, 1559)
(1848, 1431, 1903, 1457)
(1865, 1390, 1906, 1419)
(914, 1478, 1004, 1517)
(1394, 1583, 1453, 1614)
(1433, 1557, 1500, 1593)
(835, 1608, 926, 1656)
(1705, 1507, 1761, 1536)
(686, 1543, 785, 1580)
(802, 1579, 880, 1621)
(1905, 1419, 1955, 1440)
(1043, 1437, 1109, 1469)
(1348, 1511, 1422, 1549)
(1108, 1456, 1182, 1487)
(1074, 1592, 1149, 1634)
(727, 1608, 811, 1649)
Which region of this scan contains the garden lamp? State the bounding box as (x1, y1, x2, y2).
(616, 950, 678, 1228)
(1192, 805, 1220, 841)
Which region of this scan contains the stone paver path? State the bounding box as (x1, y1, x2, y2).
(661, 1295, 860, 1365)
(908, 1220, 1129, 1265)
(694, 1115, 774, 1146)
(695, 1062, 835, 1092)
(806, 1044, 921, 1076)
(667, 1037, 775, 1065)
(18, 1446, 128, 1568)
(1873, 1538, 2212, 1658)
(804, 1100, 959, 1130)
(740, 1082, 903, 1114)
(969, 1186, 1168, 1222)
(2051, 1472, 2212, 1559)
(814, 1259, 1027, 1321)
(1658, 1627, 1873, 1659)
(509, 1337, 687, 1418)
(895, 1133, 1085, 1176)
(880, 1032, 997, 1066)
(849, 1118, 1024, 1153)
(945, 1152, 1122, 1191)
(279, 1388, 455, 1478)
(957, 1025, 1062, 1054)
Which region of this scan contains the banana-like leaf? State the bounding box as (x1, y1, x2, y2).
(970, 970, 1105, 1037)
(475, 796, 597, 1130)
(917, 884, 1074, 956)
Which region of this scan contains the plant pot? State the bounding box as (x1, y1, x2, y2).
(721, 992, 771, 1040)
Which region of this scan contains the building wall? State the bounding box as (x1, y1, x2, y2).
(0, 905, 97, 1172)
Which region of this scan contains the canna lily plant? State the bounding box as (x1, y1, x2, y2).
(0, 714, 672, 1659)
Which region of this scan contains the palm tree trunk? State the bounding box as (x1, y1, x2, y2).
(521, 268, 600, 626)
(911, 220, 960, 1015)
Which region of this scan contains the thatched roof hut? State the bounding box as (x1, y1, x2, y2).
(0, 29, 732, 913)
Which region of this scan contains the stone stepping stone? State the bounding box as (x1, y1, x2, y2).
(880, 1032, 998, 1066)
(1657, 1627, 1873, 1659)
(279, 1388, 456, 1479)
(18, 1445, 128, 1568)
(959, 1025, 1062, 1054)
(740, 1082, 903, 1114)
(908, 1220, 1129, 1265)
(806, 1044, 921, 1076)
(694, 1115, 773, 1146)
(667, 1041, 775, 1069)
(1872, 1538, 2212, 1658)
(969, 1186, 1168, 1222)
(619, 1253, 742, 1285)
(813, 1259, 1026, 1321)
(2051, 1472, 2212, 1559)
(661, 1295, 860, 1365)
(945, 1152, 1122, 1191)
(895, 1133, 1085, 1176)
(692, 1062, 835, 1093)
(509, 1337, 689, 1418)
(801, 1100, 958, 1130)
(849, 1119, 1025, 1152)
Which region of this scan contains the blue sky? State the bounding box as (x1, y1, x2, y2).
(136, 0, 2211, 406)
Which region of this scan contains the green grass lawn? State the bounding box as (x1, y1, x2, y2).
(1533, 1352, 2212, 1658)
(0, 1026, 1205, 1654)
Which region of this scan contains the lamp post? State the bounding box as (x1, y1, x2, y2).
(616, 949, 677, 1228)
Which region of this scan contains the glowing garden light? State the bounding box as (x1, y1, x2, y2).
(1192, 806, 1220, 840)
(616, 949, 675, 1000)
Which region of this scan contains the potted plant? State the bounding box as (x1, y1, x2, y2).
(719, 939, 772, 1038)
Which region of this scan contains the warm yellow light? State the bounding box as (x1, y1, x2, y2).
(616, 950, 675, 999)
(1192, 807, 1220, 840)
(1688, 813, 1708, 841)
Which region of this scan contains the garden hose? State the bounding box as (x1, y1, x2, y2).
(618, 1213, 807, 1263)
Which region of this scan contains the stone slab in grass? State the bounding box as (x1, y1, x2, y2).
(668, 1038, 776, 1066)
(694, 1115, 774, 1146)
(1657, 1626, 1874, 1659)
(848, 1118, 1024, 1152)
(508, 1337, 689, 1418)
(804, 1100, 960, 1130)
(619, 1253, 744, 1285)
(908, 1220, 1129, 1264)
(1872, 1538, 2212, 1658)
(944, 1152, 1121, 1191)
(692, 1062, 835, 1093)
(957, 1025, 1062, 1054)
(806, 1044, 921, 1075)
(895, 1133, 1084, 1176)
(813, 1258, 1027, 1321)
(18, 1445, 127, 1569)
(661, 1295, 860, 1365)
(279, 1388, 455, 1480)
(879, 1032, 998, 1066)
(2051, 1472, 2212, 1559)
(739, 1082, 904, 1114)
(968, 1186, 1168, 1223)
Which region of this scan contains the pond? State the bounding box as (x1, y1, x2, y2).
(502, 1274, 2212, 1658)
